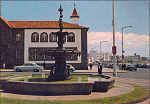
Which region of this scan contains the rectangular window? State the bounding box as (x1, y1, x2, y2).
(16, 33, 21, 41)
(29, 47, 78, 61)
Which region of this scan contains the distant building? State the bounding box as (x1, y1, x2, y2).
(89, 50, 98, 62)
(103, 52, 111, 62)
(124, 55, 140, 63)
(0, 7, 89, 69)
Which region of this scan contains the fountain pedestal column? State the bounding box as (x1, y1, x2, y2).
(48, 48, 72, 81)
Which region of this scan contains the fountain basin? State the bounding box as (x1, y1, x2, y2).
(0, 74, 115, 95)
(1, 80, 93, 95)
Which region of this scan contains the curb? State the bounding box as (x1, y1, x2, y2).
(121, 95, 150, 104)
(0, 70, 14, 72)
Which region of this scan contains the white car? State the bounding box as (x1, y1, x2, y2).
(13, 63, 44, 72)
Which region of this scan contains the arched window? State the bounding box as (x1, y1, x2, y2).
(40, 32, 48, 42)
(31, 32, 39, 42)
(67, 32, 75, 42)
(49, 32, 57, 42)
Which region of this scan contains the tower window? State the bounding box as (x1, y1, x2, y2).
(31, 32, 39, 42)
(40, 32, 48, 42)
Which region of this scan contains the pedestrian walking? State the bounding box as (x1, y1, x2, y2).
(122, 64, 126, 70)
(98, 63, 102, 74)
(100, 64, 103, 74)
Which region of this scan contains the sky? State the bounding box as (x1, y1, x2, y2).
(0, 0, 149, 57)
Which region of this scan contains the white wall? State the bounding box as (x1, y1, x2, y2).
(24, 29, 81, 64)
(71, 17, 79, 25)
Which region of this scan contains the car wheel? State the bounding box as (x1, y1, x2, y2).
(16, 69, 21, 72)
(34, 69, 39, 72)
(70, 69, 73, 73)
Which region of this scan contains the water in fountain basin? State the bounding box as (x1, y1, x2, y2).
(78, 77, 82, 82)
(88, 77, 99, 81)
(24, 78, 28, 82)
(101, 78, 106, 81)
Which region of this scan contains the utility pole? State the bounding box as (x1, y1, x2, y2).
(112, 0, 117, 77)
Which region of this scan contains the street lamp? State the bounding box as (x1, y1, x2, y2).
(112, 0, 117, 77)
(100, 41, 108, 61)
(121, 25, 132, 69)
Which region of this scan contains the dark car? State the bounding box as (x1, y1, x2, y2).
(51, 64, 76, 73)
(107, 64, 113, 68)
(126, 65, 137, 71)
(135, 64, 142, 68)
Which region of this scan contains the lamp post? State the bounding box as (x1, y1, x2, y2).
(100, 41, 108, 61)
(112, 0, 117, 77)
(121, 25, 132, 69)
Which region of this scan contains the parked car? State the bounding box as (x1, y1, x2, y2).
(126, 65, 137, 71)
(107, 64, 113, 68)
(135, 64, 142, 68)
(146, 64, 150, 68)
(66, 64, 76, 72)
(135, 63, 149, 68)
(51, 64, 76, 73)
(13, 63, 44, 72)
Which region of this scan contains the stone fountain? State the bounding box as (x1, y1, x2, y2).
(47, 5, 80, 81)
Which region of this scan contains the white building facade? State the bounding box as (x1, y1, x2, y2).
(0, 7, 89, 69)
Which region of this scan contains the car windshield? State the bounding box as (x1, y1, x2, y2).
(23, 63, 34, 66)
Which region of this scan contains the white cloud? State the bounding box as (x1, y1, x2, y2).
(87, 32, 149, 57)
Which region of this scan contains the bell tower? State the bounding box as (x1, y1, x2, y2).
(70, 1, 79, 25)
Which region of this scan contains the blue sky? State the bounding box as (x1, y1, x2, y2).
(1, 0, 149, 57)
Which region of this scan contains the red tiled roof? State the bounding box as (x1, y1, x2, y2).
(0, 16, 11, 27)
(0, 16, 88, 29)
(71, 8, 79, 17)
(8, 21, 87, 29)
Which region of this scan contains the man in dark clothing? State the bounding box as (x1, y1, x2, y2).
(98, 63, 102, 74)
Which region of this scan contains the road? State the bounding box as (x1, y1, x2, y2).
(104, 68, 150, 80)
(1, 68, 149, 80)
